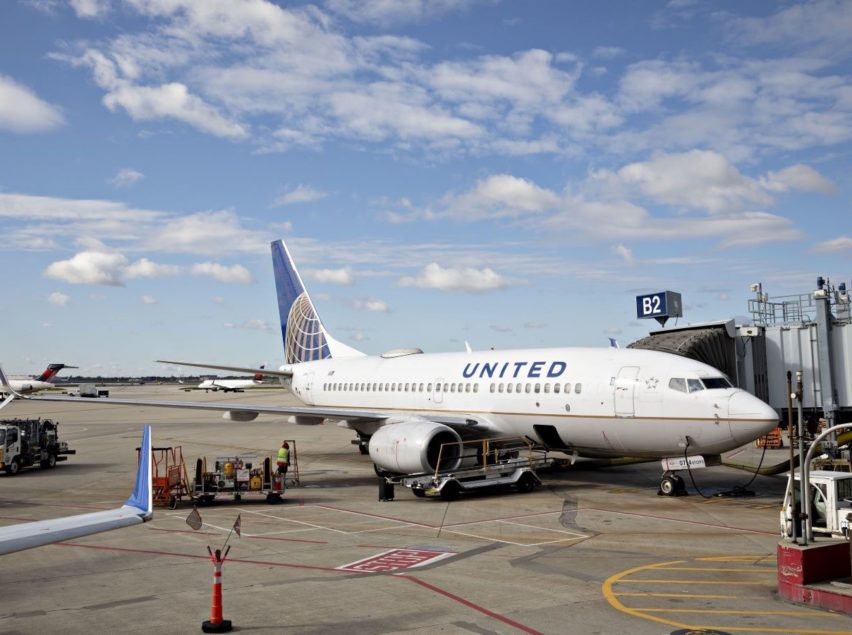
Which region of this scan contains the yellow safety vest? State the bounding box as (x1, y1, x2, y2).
(278, 447, 289, 464)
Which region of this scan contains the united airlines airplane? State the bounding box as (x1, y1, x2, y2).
(1, 240, 778, 494)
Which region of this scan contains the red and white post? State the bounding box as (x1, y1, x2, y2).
(202, 546, 232, 633)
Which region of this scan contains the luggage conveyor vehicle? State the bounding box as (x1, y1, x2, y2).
(389, 437, 550, 501)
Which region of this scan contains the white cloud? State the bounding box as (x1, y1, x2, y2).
(69, 0, 109, 18)
(760, 165, 836, 193)
(274, 185, 328, 206)
(730, 0, 852, 53)
(212, 296, 225, 304)
(440, 174, 561, 221)
(325, 0, 484, 26)
(44, 251, 128, 286)
(143, 210, 268, 255)
(224, 319, 274, 332)
(398, 263, 517, 293)
(141, 295, 157, 305)
(47, 291, 70, 306)
(111, 168, 145, 188)
(191, 262, 254, 284)
(103, 82, 248, 139)
(812, 236, 852, 252)
(0, 74, 64, 133)
(611, 244, 637, 267)
(125, 258, 180, 278)
(613, 150, 772, 214)
(350, 331, 369, 342)
(305, 267, 354, 285)
(351, 298, 389, 312)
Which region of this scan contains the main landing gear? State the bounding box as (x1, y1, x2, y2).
(658, 471, 687, 497)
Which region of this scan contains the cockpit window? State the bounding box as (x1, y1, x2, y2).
(687, 379, 704, 393)
(668, 378, 687, 393)
(701, 377, 733, 389)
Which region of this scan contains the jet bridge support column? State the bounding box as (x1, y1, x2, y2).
(815, 282, 838, 430)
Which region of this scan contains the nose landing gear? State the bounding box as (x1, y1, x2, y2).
(658, 471, 687, 496)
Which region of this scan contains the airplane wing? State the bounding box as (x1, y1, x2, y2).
(0, 366, 496, 432)
(0, 425, 153, 556)
(157, 359, 292, 378)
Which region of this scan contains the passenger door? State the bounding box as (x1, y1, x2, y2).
(614, 366, 640, 417)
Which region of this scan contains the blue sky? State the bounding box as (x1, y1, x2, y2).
(2, 0, 851, 376)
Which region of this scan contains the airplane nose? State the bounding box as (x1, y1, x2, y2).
(728, 391, 779, 443)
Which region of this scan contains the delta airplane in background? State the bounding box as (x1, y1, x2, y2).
(0, 423, 151, 555)
(198, 367, 265, 392)
(0, 239, 779, 494)
(2, 363, 77, 395)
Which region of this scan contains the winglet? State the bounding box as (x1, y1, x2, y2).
(125, 425, 153, 520)
(0, 365, 24, 410)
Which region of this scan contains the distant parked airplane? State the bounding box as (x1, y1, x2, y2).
(198, 367, 265, 392)
(2, 363, 77, 395)
(0, 424, 152, 555)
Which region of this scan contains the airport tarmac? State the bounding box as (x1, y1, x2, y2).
(0, 386, 850, 635)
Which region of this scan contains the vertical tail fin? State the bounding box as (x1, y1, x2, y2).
(36, 363, 77, 383)
(271, 240, 364, 364)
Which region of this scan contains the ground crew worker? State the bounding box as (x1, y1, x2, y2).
(277, 441, 290, 479)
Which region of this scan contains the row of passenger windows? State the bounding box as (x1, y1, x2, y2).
(321, 380, 582, 395)
(490, 382, 582, 395)
(323, 382, 480, 393)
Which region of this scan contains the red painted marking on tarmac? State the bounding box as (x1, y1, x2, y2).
(52, 541, 537, 631)
(402, 575, 543, 635)
(248, 535, 328, 545)
(580, 506, 776, 535)
(338, 549, 454, 573)
(148, 528, 219, 536)
(0, 515, 37, 522)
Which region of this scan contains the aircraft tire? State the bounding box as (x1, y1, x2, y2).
(516, 472, 537, 493)
(659, 475, 677, 496)
(440, 480, 461, 501)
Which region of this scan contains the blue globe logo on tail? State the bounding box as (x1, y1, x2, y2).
(272, 240, 331, 364)
(285, 292, 330, 363)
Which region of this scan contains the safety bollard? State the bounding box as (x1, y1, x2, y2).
(202, 546, 232, 633)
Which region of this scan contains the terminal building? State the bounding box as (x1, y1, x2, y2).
(629, 278, 852, 427)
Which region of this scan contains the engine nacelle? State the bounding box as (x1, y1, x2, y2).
(292, 415, 324, 425)
(222, 411, 259, 422)
(368, 419, 462, 474)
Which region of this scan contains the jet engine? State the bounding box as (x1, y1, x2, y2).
(368, 419, 462, 474)
(222, 411, 259, 422)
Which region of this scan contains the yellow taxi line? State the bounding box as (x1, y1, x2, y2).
(636, 608, 840, 617)
(686, 626, 852, 635)
(618, 578, 773, 585)
(654, 566, 776, 573)
(614, 592, 755, 599)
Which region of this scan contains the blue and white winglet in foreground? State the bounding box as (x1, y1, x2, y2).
(0, 425, 152, 555)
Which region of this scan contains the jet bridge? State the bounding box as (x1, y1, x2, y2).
(628, 278, 852, 426)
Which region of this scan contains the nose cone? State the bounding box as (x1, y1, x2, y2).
(728, 391, 779, 444)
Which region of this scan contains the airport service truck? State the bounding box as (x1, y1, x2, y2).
(0, 418, 76, 475)
(781, 471, 852, 538)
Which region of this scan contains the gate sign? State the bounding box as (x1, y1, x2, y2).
(636, 290, 682, 326)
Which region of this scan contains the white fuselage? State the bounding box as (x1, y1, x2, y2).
(5, 378, 55, 394)
(198, 379, 259, 392)
(285, 347, 778, 458)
